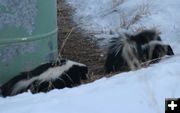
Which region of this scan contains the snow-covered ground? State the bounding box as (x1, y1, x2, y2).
(0, 0, 180, 113)
(66, 0, 180, 51)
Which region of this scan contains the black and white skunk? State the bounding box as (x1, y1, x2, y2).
(0, 59, 88, 97)
(105, 30, 174, 73)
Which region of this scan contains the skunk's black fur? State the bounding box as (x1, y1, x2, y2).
(130, 30, 162, 45)
(0, 59, 88, 97)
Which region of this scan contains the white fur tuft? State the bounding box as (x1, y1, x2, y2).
(110, 34, 129, 56)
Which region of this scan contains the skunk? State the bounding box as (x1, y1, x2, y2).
(105, 30, 174, 73)
(0, 59, 88, 97)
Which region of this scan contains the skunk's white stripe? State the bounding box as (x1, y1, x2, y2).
(11, 78, 36, 95)
(141, 40, 167, 49)
(11, 60, 86, 95)
(121, 41, 140, 70)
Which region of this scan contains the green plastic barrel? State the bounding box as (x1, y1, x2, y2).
(0, 0, 58, 85)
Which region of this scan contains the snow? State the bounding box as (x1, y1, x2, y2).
(0, 56, 180, 113)
(66, 0, 180, 50)
(1, 0, 180, 113)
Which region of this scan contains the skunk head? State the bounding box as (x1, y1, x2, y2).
(142, 41, 174, 62)
(152, 44, 174, 58)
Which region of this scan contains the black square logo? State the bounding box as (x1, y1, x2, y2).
(165, 98, 180, 113)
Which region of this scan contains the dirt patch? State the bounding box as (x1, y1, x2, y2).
(57, 0, 108, 83)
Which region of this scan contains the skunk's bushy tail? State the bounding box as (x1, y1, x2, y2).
(105, 33, 141, 73)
